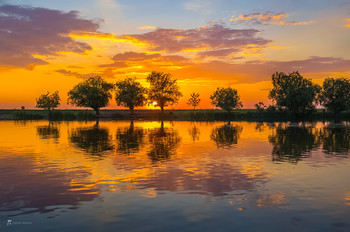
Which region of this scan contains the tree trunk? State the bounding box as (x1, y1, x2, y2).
(130, 121, 134, 131)
(94, 120, 99, 128)
(130, 105, 134, 114)
(227, 110, 232, 125)
(160, 105, 164, 112)
(47, 108, 51, 119)
(95, 108, 100, 116)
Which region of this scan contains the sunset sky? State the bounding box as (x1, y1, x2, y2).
(0, 0, 350, 109)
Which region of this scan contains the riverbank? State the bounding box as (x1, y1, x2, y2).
(1, 109, 350, 122)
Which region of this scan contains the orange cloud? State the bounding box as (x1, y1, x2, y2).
(99, 52, 190, 76)
(346, 18, 350, 27)
(137, 26, 157, 30)
(69, 33, 151, 46)
(346, 192, 350, 205)
(233, 12, 312, 26)
(117, 24, 272, 59)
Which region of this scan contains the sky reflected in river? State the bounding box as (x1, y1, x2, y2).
(0, 121, 349, 231)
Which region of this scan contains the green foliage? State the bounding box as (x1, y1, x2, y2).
(115, 77, 146, 111)
(146, 71, 183, 111)
(210, 87, 243, 112)
(268, 71, 321, 113)
(187, 92, 201, 109)
(35, 91, 61, 111)
(12, 110, 94, 121)
(319, 77, 350, 115)
(67, 76, 114, 114)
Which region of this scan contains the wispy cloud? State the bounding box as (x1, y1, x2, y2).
(231, 12, 312, 26)
(191, 56, 350, 83)
(118, 24, 272, 58)
(137, 26, 157, 30)
(184, 0, 212, 14)
(100, 52, 189, 75)
(0, 4, 101, 68)
(55, 69, 100, 79)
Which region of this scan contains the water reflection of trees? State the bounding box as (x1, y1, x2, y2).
(321, 126, 350, 157)
(268, 124, 321, 163)
(69, 122, 113, 159)
(210, 124, 243, 149)
(36, 123, 60, 140)
(147, 122, 181, 162)
(269, 123, 350, 163)
(116, 121, 145, 155)
(188, 125, 200, 142)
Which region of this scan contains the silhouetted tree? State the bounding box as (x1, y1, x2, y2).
(318, 77, 350, 116)
(116, 121, 145, 155)
(268, 71, 321, 113)
(69, 123, 113, 159)
(68, 76, 114, 115)
(268, 124, 321, 163)
(254, 102, 266, 111)
(210, 87, 243, 112)
(187, 92, 201, 110)
(115, 77, 146, 112)
(210, 124, 243, 149)
(146, 71, 182, 111)
(36, 91, 60, 113)
(147, 121, 181, 162)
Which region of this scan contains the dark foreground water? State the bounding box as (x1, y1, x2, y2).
(0, 120, 350, 232)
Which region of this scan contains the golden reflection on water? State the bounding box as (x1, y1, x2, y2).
(0, 120, 350, 217)
(346, 193, 350, 206)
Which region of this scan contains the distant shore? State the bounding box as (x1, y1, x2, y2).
(1, 109, 350, 122)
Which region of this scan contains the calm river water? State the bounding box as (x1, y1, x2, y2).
(0, 120, 350, 231)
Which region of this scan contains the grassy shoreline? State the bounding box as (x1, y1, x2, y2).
(1, 109, 350, 122)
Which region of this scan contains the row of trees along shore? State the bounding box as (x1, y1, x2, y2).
(35, 71, 350, 117)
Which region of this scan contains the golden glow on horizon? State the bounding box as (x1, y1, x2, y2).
(69, 33, 152, 47)
(0, 18, 348, 109)
(137, 26, 157, 30)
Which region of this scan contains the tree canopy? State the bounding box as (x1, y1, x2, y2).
(210, 87, 242, 112)
(187, 92, 201, 109)
(268, 71, 321, 113)
(35, 91, 60, 112)
(146, 71, 182, 111)
(67, 76, 114, 115)
(319, 77, 350, 115)
(254, 102, 266, 111)
(115, 77, 146, 111)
